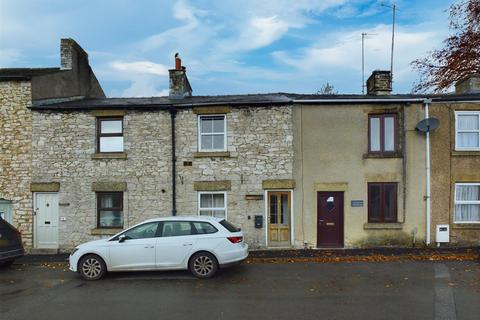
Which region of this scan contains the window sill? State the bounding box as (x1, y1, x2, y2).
(91, 152, 127, 160)
(194, 151, 230, 158)
(90, 228, 123, 235)
(452, 223, 480, 229)
(363, 222, 403, 230)
(451, 150, 480, 156)
(363, 153, 403, 159)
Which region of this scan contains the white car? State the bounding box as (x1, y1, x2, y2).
(69, 216, 248, 280)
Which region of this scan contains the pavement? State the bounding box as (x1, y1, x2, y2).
(1, 253, 479, 320)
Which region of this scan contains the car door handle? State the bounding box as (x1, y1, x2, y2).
(183, 243, 193, 246)
(144, 246, 154, 248)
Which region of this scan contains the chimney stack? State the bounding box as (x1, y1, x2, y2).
(455, 74, 480, 94)
(366, 70, 392, 95)
(60, 38, 89, 70)
(169, 53, 192, 99)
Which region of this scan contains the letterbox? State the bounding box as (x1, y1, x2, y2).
(254, 215, 263, 228)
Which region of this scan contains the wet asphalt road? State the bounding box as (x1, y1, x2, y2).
(0, 260, 479, 320)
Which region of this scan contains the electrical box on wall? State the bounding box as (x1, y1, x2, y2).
(436, 224, 449, 243)
(254, 215, 263, 228)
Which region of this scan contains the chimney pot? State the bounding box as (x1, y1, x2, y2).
(366, 70, 392, 95)
(175, 53, 182, 70)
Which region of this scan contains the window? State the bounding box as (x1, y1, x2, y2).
(198, 115, 226, 151)
(368, 114, 397, 155)
(368, 183, 397, 223)
(119, 222, 160, 240)
(97, 192, 123, 228)
(455, 111, 480, 150)
(97, 118, 124, 152)
(192, 222, 218, 234)
(161, 221, 193, 237)
(219, 219, 240, 233)
(454, 183, 480, 223)
(198, 192, 226, 218)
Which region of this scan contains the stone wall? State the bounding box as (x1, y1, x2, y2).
(32, 110, 172, 251)
(0, 81, 33, 248)
(32, 105, 293, 251)
(175, 106, 294, 248)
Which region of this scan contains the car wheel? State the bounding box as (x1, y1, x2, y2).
(0, 260, 14, 268)
(189, 252, 218, 278)
(78, 254, 106, 281)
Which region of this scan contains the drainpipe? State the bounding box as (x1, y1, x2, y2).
(424, 98, 432, 245)
(170, 107, 177, 216)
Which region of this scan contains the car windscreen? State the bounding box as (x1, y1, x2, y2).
(219, 219, 241, 232)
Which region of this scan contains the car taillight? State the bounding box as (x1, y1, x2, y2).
(227, 236, 243, 243)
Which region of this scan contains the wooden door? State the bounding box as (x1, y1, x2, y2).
(268, 191, 291, 247)
(317, 192, 344, 248)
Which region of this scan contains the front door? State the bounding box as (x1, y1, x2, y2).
(268, 191, 291, 247)
(317, 192, 344, 248)
(34, 193, 59, 249)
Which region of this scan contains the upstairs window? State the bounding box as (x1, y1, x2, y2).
(455, 111, 480, 150)
(368, 114, 397, 155)
(455, 183, 480, 223)
(198, 115, 226, 151)
(97, 118, 124, 152)
(368, 183, 397, 223)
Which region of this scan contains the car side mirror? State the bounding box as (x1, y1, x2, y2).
(118, 235, 127, 243)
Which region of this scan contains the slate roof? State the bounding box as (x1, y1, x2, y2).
(30, 92, 480, 110)
(0, 68, 63, 81)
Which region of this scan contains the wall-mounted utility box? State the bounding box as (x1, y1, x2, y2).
(254, 215, 263, 228)
(436, 224, 450, 243)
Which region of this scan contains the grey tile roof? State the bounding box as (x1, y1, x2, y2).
(30, 93, 480, 110)
(0, 68, 63, 81)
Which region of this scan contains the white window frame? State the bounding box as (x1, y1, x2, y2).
(455, 111, 480, 151)
(197, 114, 227, 152)
(197, 191, 227, 219)
(454, 183, 480, 224)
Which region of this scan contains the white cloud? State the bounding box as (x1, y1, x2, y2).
(273, 24, 445, 91)
(110, 60, 169, 76)
(121, 77, 169, 97)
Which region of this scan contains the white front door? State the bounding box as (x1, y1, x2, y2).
(34, 193, 59, 249)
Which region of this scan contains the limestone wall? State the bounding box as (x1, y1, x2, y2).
(0, 81, 33, 248)
(31, 105, 294, 251)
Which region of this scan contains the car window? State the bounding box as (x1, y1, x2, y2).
(219, 219, 240, 232)
(121, 222, 160, 240)
(161, 221, 192, 237)
(193, 222, 218, 234)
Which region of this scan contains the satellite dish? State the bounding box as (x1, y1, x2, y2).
(416, 117, 439, 133)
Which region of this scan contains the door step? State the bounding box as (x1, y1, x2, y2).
(30, 248, 59, 255)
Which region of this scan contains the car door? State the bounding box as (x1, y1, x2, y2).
(155, 221, 195, 269)
(108, 222, 160, 271)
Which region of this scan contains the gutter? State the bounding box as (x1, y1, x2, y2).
(293, 98, 426, 104)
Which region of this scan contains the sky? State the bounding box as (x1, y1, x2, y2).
(0, 0, 455, 97)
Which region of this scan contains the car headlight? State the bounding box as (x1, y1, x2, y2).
(70, 247, 79, 256)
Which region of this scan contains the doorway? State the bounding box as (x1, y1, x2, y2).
(317, 191, 344, 247)
(267, 191, 291, 247)
(34, 192, 59, 249)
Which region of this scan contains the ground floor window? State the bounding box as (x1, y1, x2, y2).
(368, 182, 397, 223)
(455, 183, 480, 223)
(198, 192, 226, 218)
(97, 192, 123, 228)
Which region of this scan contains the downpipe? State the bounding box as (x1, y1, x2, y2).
(424, 99, 432, 245)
